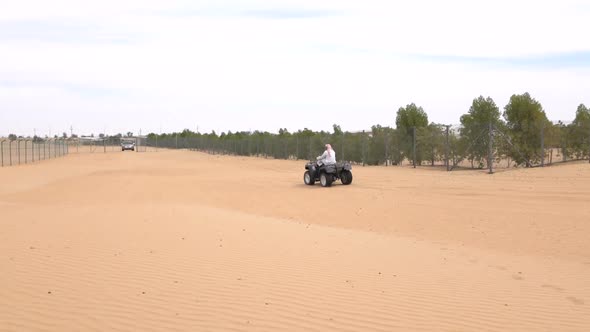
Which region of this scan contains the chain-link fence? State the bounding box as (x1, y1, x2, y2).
(65, 136, 156, 154)
(396, 121, 590, 172)
(0, 138, 69, 167)
(3, 121, 588, 172)
(0, 136, 160, 167)
(143, 120, 590, 172)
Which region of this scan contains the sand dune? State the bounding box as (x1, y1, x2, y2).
(1, 150, 589, 331)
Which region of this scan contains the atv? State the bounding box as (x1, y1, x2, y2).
(303, 161, 353, 187)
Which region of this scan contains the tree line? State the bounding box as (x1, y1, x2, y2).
(147, 92, 590, 167)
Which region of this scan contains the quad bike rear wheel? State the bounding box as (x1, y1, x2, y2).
(340, 170, 353, 185)
(320, 172, 333, 187)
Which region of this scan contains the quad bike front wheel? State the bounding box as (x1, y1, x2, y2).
(320, 172, 333, 187)
(304, 171, 315, 185)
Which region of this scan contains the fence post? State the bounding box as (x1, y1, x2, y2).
(412, 127, 417, 168)
(362, 130, 366, 166)
(384, 133, 388, 166)
(17, 140, 21, 165)
(32, 141, 35, 163)
(541, 124, 545, 167)
(9, 141, 12, 166)
(563, 134, 567, 162)
(445, 125, 450, 171)
(488, 122, 494, 174)
(1, 140, 3, 167)
(341, 133, 345, 161)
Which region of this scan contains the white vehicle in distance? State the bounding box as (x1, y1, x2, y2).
(121, 140, 135, 151)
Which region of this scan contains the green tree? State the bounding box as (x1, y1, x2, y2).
(503, 93, 550, 166)
(420, 123, 446, 166)
(459, 96, 503, 167)
(368, 125, 395, 165)
(395, 103, 429, 130)
(395, 103, 429, 165)
(332, 124, 343, 136)
(570, 104, 590, 159)
(543, 121, 562, 164)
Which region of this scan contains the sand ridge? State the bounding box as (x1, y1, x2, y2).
(1, 150, 589, 331)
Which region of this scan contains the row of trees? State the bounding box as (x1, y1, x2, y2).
(149, 93, 589, 167)
(457, 94, 589, 167)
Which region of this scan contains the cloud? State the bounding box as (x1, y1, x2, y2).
(149, 8, 342, 19)
(0, 0, 589, 136)
(0, 20, 135, 44)
(0, 79, 127, 98)
(240, 9, 342, 19)
(406, 52, 590, 69)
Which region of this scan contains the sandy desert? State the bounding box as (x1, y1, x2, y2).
(1, 150, 589, 331)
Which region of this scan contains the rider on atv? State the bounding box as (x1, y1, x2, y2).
(316, 143, 336, 166)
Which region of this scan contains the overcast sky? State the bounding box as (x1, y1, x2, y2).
(1, 0, 589, 137)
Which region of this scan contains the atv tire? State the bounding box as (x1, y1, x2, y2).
(320, 172, 333, 187)
(340, 170, 353, 185)
(304, 171, 315, 185)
